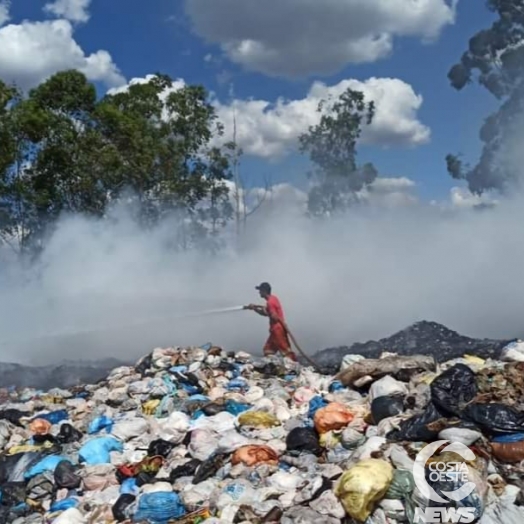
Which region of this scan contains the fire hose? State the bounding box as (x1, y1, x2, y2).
(243, 305, 321, 372)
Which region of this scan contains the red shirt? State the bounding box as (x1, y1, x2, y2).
(266, 294, 285, 326)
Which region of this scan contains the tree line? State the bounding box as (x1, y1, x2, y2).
(0, 70, 378, 257)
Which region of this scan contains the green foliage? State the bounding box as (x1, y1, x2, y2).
(299, 88, 378, 216)
(0, 71, 233, 254)
(447, 0, 524, 193)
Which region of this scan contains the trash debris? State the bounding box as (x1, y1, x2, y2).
(0, 334, 522, 523)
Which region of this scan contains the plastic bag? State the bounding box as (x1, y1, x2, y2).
(231, 445, 279, 466)
(169, 459, 201, 482)
(371, 396, 404, 424)
(314, 403, 354, 434)
(334, 459, 394, 522)
(79, 437, 123, 465)
(387, 402, 444, 441)
(112, 494, 136, 522)
(501, 341, 524, 362)
(24, 455, 69, 480)
(491, 441, 524, 463)
(192, 453, 226, 484)
(286, 427, 323, 456)
(340, 427, 366, 449)
(88, 415, 113, 435)
(430, 363, 477, 417)
(57, 423, 83, 444)
(52, 508, 87, 524)
(385, 469, 414, 499)
(369, 376, 408, 402)
(111, 418, 149, 441)
(29, 418, 52, 436)
(464, 403, 524, 435)
(54, 460, 81, 489)
(439, 427, 482, 446)
(147, 439, 175, 458)
(238, 411, 280, 428)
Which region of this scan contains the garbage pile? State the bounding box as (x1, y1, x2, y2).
(2, 340, 524, 523)
(314, 321, 513, 373)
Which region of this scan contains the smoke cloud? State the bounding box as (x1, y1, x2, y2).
(1, 189, 524, 366)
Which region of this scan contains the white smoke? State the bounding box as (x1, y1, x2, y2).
(0, 184, 523, 365)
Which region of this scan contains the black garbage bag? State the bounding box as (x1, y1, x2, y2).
(135, 353, 153, 376)
(202, 403, 225, 416)
(0, 409, 29, 427)
(387, 402, 445, 442)
(57, 423, 83, 444)
(147, 439, 175, 458)
(464, 403, 524, 435)
(285, 427, 323, 456)
(169, 459, 201, 482)
(112, 494, 136, 522)
(431, 364, 477, 417)
(371, 395, 405, 424)
(0, 482, 26, 507)
(33, 433, 58, 445)
(54, 460, 81, 489)
(192, 454, 227, 484)
(136, 471, 158, 487)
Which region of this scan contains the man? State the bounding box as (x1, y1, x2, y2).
(245, 282, 297, 361)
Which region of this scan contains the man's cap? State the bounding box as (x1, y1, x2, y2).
(255, 282, 271, 292)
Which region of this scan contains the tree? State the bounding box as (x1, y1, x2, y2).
(299, 88, 378, 216)
(447, 0, 524, 194)
(97, 75, 233, 248)
(0, 71, 234, 254)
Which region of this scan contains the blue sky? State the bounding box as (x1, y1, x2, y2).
(2, 0, 499, 203)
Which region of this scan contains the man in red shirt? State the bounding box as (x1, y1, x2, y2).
(245, 282, 297, 361)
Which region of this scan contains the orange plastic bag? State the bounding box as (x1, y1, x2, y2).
(231, 445, 279, 466)
(314, 402, 354, 434)
(491, 441, 524, 463)
(29, 418, 52, 435)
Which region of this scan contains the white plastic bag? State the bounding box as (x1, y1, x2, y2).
(501, 341, 524, 362)
(369, 376, 408, 401)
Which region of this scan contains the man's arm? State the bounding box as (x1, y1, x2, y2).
(244, 304, 269, 317)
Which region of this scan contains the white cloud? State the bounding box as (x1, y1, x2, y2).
(0, 1, 9, 27)
(185, 0, 457, 77)
(0, 20, 125, 89)
(109, 75, 429, 157)
(44, 0, 91, 23)
(448, 187, 499, 209)
(214, 77, 430, 158)
(357, 177, 419, 208)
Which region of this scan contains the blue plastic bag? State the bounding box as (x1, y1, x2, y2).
(329, 381, 345, 392)
(33, 410, 68, 425)
(227, 378, 247, 391)
(50, 498, 78, 512)
(121, 478, 138, 495)
(492, 433, 524, 443)
(79, 437, 123, 465)
(24, 455, 70, 479)
(308, 396, 328, 419)
(225, 400, 250, 415)
(133, 492, 186, 523)
(88, 415, 114, 435)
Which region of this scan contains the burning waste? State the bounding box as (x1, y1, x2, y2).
(0, 323, 522, 523)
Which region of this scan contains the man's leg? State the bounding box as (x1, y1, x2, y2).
(263, 334, 277, 357)
(273, 325, 297, 361)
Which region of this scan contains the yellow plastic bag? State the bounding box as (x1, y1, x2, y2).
(142, 399, 160, 416)
(335, 459, 394, 522)
(237, 411, 280, 428)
